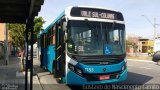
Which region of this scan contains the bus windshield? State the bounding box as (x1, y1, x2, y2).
(67, 20, 125, 56)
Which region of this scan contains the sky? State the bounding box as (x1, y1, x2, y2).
(38, 0, 160, 39)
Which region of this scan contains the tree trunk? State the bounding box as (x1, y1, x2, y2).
(20, 50, 25, 72)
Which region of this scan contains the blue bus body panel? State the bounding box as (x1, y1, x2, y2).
(47, 45, 55, 73)
(40, 11, 65, 72)
(66, 60, 127, 85)
(77, 60, 125, 74)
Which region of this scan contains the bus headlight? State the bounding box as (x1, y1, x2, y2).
(121, 62, 127, 71)
(68, 63, 75, 71)
(122, 65, 125, 71)
(124, 57, 127, 63)
(76, 68, 82, 75)
(68, 63, 83, 76)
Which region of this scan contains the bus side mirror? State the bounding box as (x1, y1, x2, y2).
(64, 34, 68, 43)
(63, 21, 67, 32)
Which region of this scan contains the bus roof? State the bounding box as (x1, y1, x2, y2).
(45, 11, 65, 32)
(38, 6, 124, 38)
(67, 5, 119, 12)
(37, 11, 65, 38)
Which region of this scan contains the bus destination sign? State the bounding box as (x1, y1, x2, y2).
(80, 10, 115, 19)
(70, 7, 124, 20)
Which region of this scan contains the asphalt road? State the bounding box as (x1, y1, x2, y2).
(34, 59, 160, 90)
(119, 59, 160, 84)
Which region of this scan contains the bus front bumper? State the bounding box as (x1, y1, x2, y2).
(66, 69, 127, 85)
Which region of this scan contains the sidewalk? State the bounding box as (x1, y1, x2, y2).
(0, 56, 25, 90)
(127, 53, 152, 61)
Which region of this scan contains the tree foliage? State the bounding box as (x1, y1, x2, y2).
(34, 16, 45, 35)
(8, 16, 45, 48)
(8, 17, 45, 71)
(126, 40, 137, 48)
(126, 40, 138, 53)
(8, 24, 26, 50)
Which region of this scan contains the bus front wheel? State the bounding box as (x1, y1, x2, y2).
(52, 61, 56, 77)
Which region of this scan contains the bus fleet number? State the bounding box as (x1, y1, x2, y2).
(85, 68, 94, 72)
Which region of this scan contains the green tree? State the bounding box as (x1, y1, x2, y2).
(8, 17, 45, 71)
(34, 17, 45, 35)
(126, 40, 133, 48)
(8, 24, 26, 71)
(126, 40, 138, 56)
(29, 17, 45, 44)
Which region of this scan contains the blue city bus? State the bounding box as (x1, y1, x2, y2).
(37, 6, 127, 85)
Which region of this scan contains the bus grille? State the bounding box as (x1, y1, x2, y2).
(84, 70, 122, 81)
(68, 54, 126, 65)
(79, 56, 124, 65)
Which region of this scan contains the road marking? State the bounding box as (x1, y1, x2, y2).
(127, 65, 133, 66)
(139, 67, 152, 70)
(127, 68, 131, 69)
(127, 59, 154, 63)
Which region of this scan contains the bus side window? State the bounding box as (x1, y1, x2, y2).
(47, 31, 49, 46)
(42, 35, 43, 48)
(43, 35, 45, 48)
(42, 35, 44, 48)
(45, 34, 47, 48)
(48, 27, 51, 45)
(46, 34, 48, 47)
(52, 26, 55, 45)
(41, 35, 43, 48)
(43, 34, 45, 48)
(49, 28, 52, 45)
(44, 34, 46, 48)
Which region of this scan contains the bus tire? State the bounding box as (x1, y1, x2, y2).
(52, 61, 56, 77)
(56, 78, 62, 83)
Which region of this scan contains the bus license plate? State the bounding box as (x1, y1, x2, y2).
(99, 75, 110, 80)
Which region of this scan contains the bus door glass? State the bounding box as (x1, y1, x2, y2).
(55, 20, 66, 78)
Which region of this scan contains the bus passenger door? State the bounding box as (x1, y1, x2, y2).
(54, 21, 66, 80)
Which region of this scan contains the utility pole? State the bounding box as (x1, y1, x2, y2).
(141, 15, 159, 40)
(154, 17, 156, 39)
(4, 23, 9, 65)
